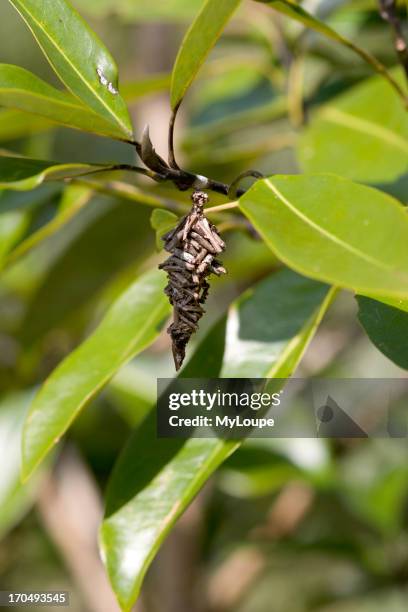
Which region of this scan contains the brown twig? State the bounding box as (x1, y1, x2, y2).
(379, 0, 408, 84)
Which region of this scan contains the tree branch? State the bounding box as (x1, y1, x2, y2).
(379, 0, 408, 84)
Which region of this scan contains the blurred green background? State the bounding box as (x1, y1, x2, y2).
(0, 1, 407, 611)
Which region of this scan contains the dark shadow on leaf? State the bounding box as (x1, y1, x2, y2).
(104, 315, 227, 517)
(238, 269, 328, 342)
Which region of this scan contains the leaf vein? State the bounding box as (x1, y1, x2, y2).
(264, 179, 392, 272)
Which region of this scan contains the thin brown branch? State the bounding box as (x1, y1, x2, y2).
(379, 0, 408, 84)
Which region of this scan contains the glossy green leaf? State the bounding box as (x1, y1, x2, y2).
(0, 64, 133, 140)
(361, 295, 408, 314)
(8, 0, 132, 138)
(170, 0, 242, 108)
(100, 269, 334, 611)
(21, 268, 171, 481)
(258, 1, 407, 104)
(357, 296, 408, 370)
(220, 270, 335, 377)
(0, 391, 41, 539)
(239, 174, 408, 302)
(150, 208, 178, 250)
(0, 72, 170, 143)
(0, 155, 107, 190)
(298, 70, 408, 182)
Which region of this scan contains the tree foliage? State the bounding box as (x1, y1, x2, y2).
(0, 0, 407, 609)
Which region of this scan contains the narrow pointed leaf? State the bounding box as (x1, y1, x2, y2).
(0, 187, 61, 266)
(0, 64, 133, 140)
(258, 0, 406, 103)
(170, 0, 242, 108)
(0, 210, 30, 265)
(357, 296, 408, 370)
(298, 69, 408, 182)
(0, 155, 107, 190)
(101, 269, 334, 611)
(22, 268, 171, 481)
(8, 0, 132, 138)
(3, 186, 92, 269)
(239, 175, 408, 302)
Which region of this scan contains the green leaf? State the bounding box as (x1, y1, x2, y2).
(0, 155, 107, 190)
(0, 73, 170, 143)
(150, 208, 178, 250)
(103, 426, 239, 612)
(8, 0, 132, 138)
(258, 1, 407, 104)
(170, 0, 242, 108)
(21, 268, 171, 481)
(239, 174, 408, 302)
(0, 64, 134, 140)
(220, 270, 334, 377)
(357, 296, 408, 370)
(0, 186, 61, 268)
(2, 185, 92, 269)
(361, 295, 408, 314)
(298, 70, 408, 182)
(0, 209, 30, 265)
(100, 269, 334, 611)
(0, 391, 41, 539)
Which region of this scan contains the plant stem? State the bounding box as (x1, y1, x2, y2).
(72, 179, 186, 213)
(168, 102, 182, 170)
(379, 0, 408, 85)
(205, 201, 239, 213)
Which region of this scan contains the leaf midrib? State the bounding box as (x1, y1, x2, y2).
(11, 1, 130, 135)
(264, 179, 394, 273)
(0, 85, 114, 119)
